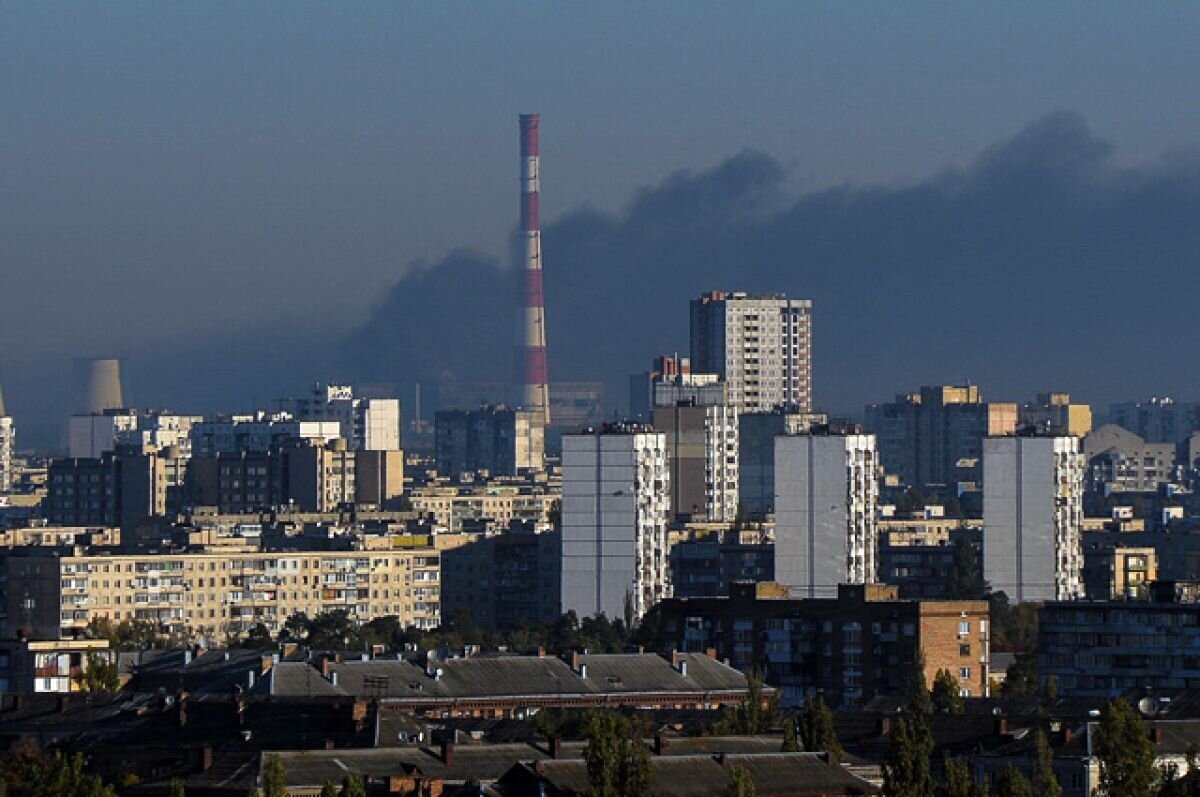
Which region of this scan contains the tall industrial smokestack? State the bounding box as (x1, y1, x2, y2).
(519, 113, 551, 427)
(0, 380, 6, 418)
(78, 358, 125, 414)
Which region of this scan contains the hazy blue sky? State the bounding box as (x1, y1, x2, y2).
(2, 3, 1199, 442)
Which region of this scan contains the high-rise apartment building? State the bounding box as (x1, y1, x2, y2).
(865, 385, 1017, 489)
(68, 410, 203, 459)
(690, 292, 812, 414)
(983, 434, 1085, 602)
(278, 383, 402, 451)
(653, 400, 739, 522)
(0, 384, 13, 493)
(738, 408, 829, 516)
(1019, 392, 1093, 437)
(434, 405, 545, 478)
(189, 415, 341, 458)
(560, 424, 670, 622)
(774, 430, 878, 598)
(1110, 397, 1200, 444)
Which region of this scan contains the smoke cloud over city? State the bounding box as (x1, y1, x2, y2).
(341, 111, 1200, 417)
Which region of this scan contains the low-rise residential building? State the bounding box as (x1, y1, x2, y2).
(408, 484, 558, 533)
(1039, 582, 1200, 697)
(0, 540, 441, 642)
(645, 582, 989, 708)
(0, 638, 114, 693)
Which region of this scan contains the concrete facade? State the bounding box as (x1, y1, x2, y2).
(690, 291, 813, 414)
(653, 402, 739, 522)
(983, 435, 1085, 602)
(0, 415, 13, 494)
(1082, 423, 1178, 494)
(434, 405, 545, 478)
(774, 432, 878, 598)
(278, 383, 402, 451)
(865, 385, 1018, 489)
(738, 409, 828, 515)
(1111, 397, 1200, 443)
(560, 426, 670, 622)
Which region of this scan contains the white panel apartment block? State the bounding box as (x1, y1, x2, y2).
(691, 293, 813, 414)
(0, 417, 13, 493)
(983, 436, 1084, 602)
(561, 429, 670, 622)
(774, 433, 878, 598)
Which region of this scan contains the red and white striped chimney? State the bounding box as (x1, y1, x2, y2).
(519, 113, 550, 426)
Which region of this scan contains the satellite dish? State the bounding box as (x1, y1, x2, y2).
(1138, 697, 1157, 717)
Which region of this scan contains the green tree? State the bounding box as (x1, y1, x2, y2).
(992, 765, 1031, 797)
(725, 763, 757, 797)
(931, 669, 964, 714)
(260, 754, 286, 797)
(939, 755, 973, 797)
(780, 718, 800, 753)
(81, 653, 119, 692)
(797, 694, 842, 756)
(167, 778, 187, 797)
(714, 671, 780, 735)
(907, 651, 932, 715)
(1000, 653, 1038, 697)
(945, 537, 987, 599)
(1031, 730, 1061, 797)
(0, 750, 117, 797)
(883, 715, 935, 797)
(338, 774, 366, 797)
(582, 710, 653, 797)
(1094, 700, 1155, 797)
(318, 781, 337, 797)
(241, 623, 275, 649)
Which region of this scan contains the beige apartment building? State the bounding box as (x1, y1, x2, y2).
(1, 539, 441, 643)
(408, 485, 557, 532)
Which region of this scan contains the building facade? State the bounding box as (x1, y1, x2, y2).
(439, 526, 562, 629)
(738, 408, 828, 516)
(690, 291, 813, 414)
(278, 383, 402, 452)
(653, 401, 739, 522)
(0, 415, 14, 494)
(1039, 584, 1200, 697)
(1082, 423, 1178, 494)
(434, 405, 545, 478)
(865, 385, 1018, 489)
(560, 425, 670, 622)
(0, 542, 441, 642)
(1111, 397, 1200, 444)
(647, 582, 989, 707)
(982, 435, 1085, 602)
(1019, 392, 1093, 437)
(774, 431, 878, 598)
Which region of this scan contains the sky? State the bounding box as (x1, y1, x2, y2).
(2, 3, 1199, 447)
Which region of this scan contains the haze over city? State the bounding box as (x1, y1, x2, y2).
(3, 3, 1200, 446)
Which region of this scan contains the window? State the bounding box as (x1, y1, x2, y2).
(958, 621, 970, 636)
(959, 667, 971, 679)
(960, 644, 971, 656)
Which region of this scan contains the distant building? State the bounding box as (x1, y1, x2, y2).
(690, 291, 813, 414)
(653, 400, 739, 522)
(278, 382, 402, 451)
(407, 484, 558, 534)
(1082, 545, 1157, 600)
(1019, 392, 1092, 437)
(1111, 396, 1200, 444)
(0, 541, 441, 641)
(629, 355, 724, 420)
(1082, 423, 1178, 494)
(982, 435, 1085, 602)
(878, 525, 983, 599)
(68, 410, 202, 459)
(0, 638, 114, 694)
(774, 430, 878, 598)
(737, 408, 828, 516)
(0, 415, 13, 495)
(668, 527, 774, 598)
(864, 385, 1017, 489)
(440, 526, 562, 629)
(560, 424, 670, 622)
(190, 415, 341, 458)
(434, 405, 545, 478)
(1039, 582, 1200, 697)
(646, 582, 990, 707)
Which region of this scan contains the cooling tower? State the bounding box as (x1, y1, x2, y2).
(79, 358, 125, 413)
